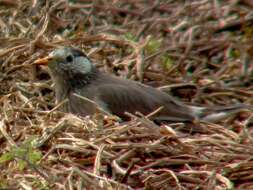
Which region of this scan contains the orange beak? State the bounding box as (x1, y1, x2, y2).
(34, 56, 53, 65)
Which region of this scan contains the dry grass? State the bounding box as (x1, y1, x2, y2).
(0, 0, 253, 189)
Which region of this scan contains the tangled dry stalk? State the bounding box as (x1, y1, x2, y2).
(0, 0, 253, 189)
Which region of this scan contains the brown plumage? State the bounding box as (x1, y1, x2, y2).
(35, 47, 251, 122)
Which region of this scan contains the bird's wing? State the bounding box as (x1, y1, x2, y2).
(93, 82, 195, 121)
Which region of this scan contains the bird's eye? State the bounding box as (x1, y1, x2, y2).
(66, 55, 73, 62)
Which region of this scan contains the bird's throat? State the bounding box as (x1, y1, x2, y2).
(53, 67, 98, 105)
(68, 67, 98, 89)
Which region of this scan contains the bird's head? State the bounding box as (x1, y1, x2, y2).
(35, 47, 93, 78)
(35, 47, 95, 88)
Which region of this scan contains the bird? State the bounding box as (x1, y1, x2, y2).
(34, 47, 252, 123)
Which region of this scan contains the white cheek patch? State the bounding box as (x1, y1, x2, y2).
(74, 57, 92, 74)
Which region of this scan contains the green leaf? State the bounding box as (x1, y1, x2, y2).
(0, 137, 43, 170)
(17, 160, 27, 171)
(145, 37, 161, 55)
(226, 48, 240, 59)
(12, 147, 27, 158)
(124, 32, 137, 42)
(28, 150, 42, 164)
(161, 55, 174, 70)
(0, 152, 13, 163)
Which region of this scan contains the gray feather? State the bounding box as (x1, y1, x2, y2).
(41, 47, 252, 123)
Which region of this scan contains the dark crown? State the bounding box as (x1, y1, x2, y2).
(70, 48, 87, 58)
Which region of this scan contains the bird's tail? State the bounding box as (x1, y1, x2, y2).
(190, 104, 252, 123)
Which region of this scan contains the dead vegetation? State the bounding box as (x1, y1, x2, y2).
(0, 0, 253, 189)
